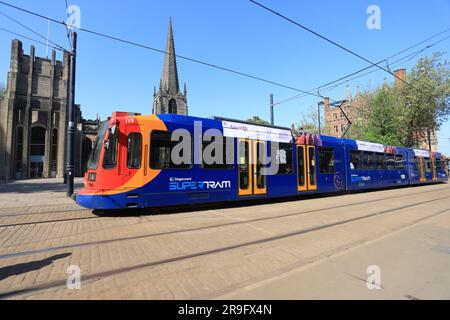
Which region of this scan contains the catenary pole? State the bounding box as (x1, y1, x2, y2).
(66, 31, 77, 197)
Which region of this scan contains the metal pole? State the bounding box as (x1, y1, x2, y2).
(270, 93, 274, 125)
(66, 32, 77, 197)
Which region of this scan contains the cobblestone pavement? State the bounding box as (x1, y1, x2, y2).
(0, 179, 449, 299)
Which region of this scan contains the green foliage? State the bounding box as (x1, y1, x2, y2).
(398, 52, 450, 147)
(344, 52, 449, 149)
(362, 87, 404, 146)
(247, 116, 270, 126)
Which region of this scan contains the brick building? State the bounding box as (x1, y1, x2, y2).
(323, 68, 438, 151)
(324, 84, 366, 137)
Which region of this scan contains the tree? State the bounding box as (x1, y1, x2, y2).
(361, 87, 404, 146)
(340, 52, 449, 149)
(398, 52, 450, 149)
(293, 105, 323, 134)
(247, 116, 270, 126)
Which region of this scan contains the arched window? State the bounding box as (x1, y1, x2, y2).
(169, 99, 177, 114)
(51, 129, 58, 177)
(30, 126, 46, 178)
(15, 126, 24, 178)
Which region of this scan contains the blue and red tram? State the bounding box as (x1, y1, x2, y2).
(76, 112, 448, 210)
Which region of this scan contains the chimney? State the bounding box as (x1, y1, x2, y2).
(394, 68, 406, 88)
(324, 97, 330, 113)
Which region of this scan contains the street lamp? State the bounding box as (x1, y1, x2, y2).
(270, 93, 274, 125)
(317, 101, 324, 135)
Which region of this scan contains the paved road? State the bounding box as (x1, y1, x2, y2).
(0, 179, 449, 299)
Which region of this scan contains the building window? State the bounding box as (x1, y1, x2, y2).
(127, 133, 142, 169)
(333, 113, 338, 120)
(318, 147, 335, 174)
(150, 130, 192, 169)
(15, 126, 24, 177)
(51, 129, 58, 175)
(169, 99, 177, 114)
(334, 125, 338, 133)
(340, 124, 346, 132)
(30, 126, 46, 178)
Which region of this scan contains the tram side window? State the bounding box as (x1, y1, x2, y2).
(435, 159, 442, 171)
(425, 158, 432, 173)
(349, 150, 361, 171)
(103, 127, 118, 169)
(273, 143, 293, 175)
(414, 156, 420, 170)
(150, 131, 192, 169)
(362, 152, 376, 170)
(386, 154, 396, 170)
(395, 155, 405, 170)
(318, 147, 335, 174)
(375, 153, 385, 170)
(127, 133, 142, 169)
(202, 136, 234, 169)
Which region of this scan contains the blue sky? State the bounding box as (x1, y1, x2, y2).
(0, 0, 449, 154)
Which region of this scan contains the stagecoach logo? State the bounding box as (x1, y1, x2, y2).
(169, 177, 231, 191)
(333, 172, 343, 190)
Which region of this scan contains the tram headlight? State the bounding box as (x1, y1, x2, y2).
(88, 172, 97, 182)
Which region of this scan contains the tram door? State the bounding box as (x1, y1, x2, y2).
(297, 145, 317, 192)
(238, 139, 267, 196)
(431, 157, 438, 181)
(419, 158, 426, 182)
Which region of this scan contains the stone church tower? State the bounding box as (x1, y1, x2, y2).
(0, 39, 99, 180)
(153, 18, 188, 115)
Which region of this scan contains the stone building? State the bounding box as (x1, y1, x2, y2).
(153, 18, 188, 115)
(0, 39, 98, 180)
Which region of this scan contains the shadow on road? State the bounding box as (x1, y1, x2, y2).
(0, 253, 72, 282)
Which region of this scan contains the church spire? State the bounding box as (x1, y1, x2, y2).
(153, 18, 188, 116)
(160, 17, 180, 94)
(345, 82, 352, 102)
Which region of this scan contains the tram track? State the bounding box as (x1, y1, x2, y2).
(0, 208, 89, 218)
(0, 193, 448, 299)
(0, 215, 102, 229)
(0, 184, 445, 235)
(0, 188, 448, 258)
